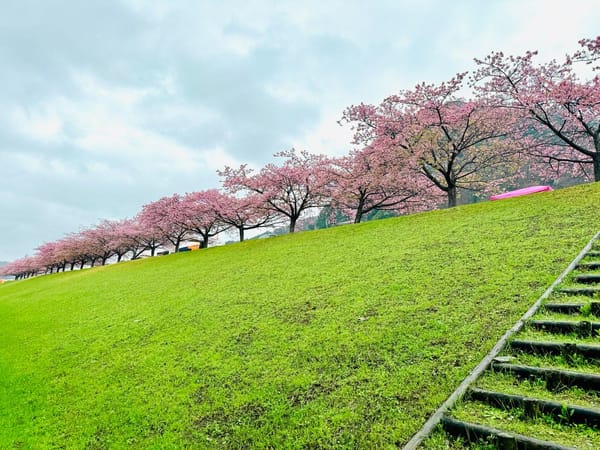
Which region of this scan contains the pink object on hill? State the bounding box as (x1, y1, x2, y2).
(490, 185, 553, 201)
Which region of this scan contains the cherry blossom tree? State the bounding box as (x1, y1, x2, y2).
(572, 36, 600, 66)
(60, 232, 97, 269)
(79, 221, 121, 266)
(127, 215, 163, 257)
(138, 194, 191, 252)
(101, 219, 136, 262)
(55, 238, 80, 271)
(36, 241, 65, 274)
(473, 35, 600, 181)
(181, 189, 230, 248)
(220, 149, 332, 232)
(210, 191, 273, 242)
(343, 74, 520, 207)
(328, 146, 438, 223)
(115, 218, 156, 259)
(1, 256, 41, 280)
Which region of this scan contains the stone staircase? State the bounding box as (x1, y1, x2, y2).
(410, 236, 600, 449)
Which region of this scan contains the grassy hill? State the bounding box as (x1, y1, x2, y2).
(1, 183, 600, 448)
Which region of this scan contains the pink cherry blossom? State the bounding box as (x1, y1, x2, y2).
(220, 149, 332, 232)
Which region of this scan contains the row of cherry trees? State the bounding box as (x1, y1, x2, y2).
(342, 36, 600, 207)
(2, 36, 598, 280)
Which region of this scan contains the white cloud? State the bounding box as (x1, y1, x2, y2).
(9, 106, 65, 143)
(498, 0, 596, 59)
(199, 146, 244, 171)
(294, 111, 353, 157)
(74, 118, 204, 173)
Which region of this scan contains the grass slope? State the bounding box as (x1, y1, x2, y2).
(1, 183, 600, 448)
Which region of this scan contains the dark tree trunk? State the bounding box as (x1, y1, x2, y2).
(289, 217, 297, 233)
(80, 260, 85, 270)
(447, 185, 457, 208)
(239, 227, 245, 242)
(151, 247, 156, 257)
(70, 262, 76, 271)
(593, 152, 600, 182)
(354, 208, 363, 223)
(354, 196, 365, 223)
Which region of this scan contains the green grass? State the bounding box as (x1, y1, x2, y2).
(2, 183, 600, 448)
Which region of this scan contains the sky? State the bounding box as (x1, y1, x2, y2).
(1, 0, 599, 262)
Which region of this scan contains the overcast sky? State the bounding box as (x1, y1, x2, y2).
(1, 0, 598, 261)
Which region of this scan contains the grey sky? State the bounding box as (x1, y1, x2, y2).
(1, 0, 598, 261)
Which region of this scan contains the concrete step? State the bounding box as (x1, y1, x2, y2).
(441, 416, 577, 450)
(490, 362, 600, 392)
(527, 319, 599, 336)
(543, 303, 586, 314)
(557, 287, 600, 297)
(468, 387, 600, 426)
(576, 261, 600, 270)
(543, 302, 600, 315)
(573, 273, 600, 284)
(508, 339, 600, 359)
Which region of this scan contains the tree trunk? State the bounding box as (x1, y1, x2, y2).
(70, 262, 75, 271)
(289, 217, 297, 233)
(239, 227, 245, 242)
(151, 247, 156, 257)
(80, 260, 85, 270)
(117, 254, 122, 262)
(354, 198, 365, 223)
(447, 185, 457, 208)
(353, 213, 363, 224)
(593, 152, 600, 182)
